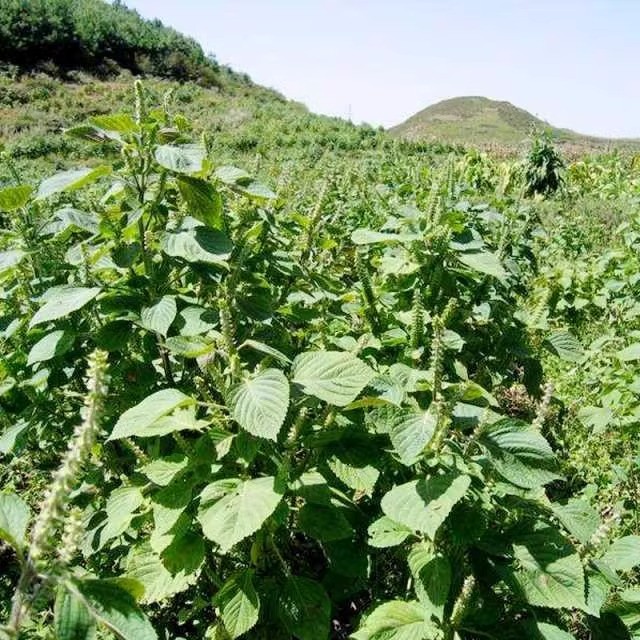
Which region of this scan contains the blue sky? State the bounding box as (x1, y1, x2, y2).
(124, 0, 639, 138)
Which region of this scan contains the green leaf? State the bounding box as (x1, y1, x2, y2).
(351, 600, 437, 640)
(536, 622, 576, 640)
(407, 544, 450, 622)
(177, 176, 223, 229)
(108, 389, 196, 440)
(29, 286, 101, 328)
(278, 576, 330, 640)
(368, 516, 412, 548)
(544, 331, 584, 363)
(125, 542, 198, 603)
(140, 296, 177, 336)
(601, 536, 640, 572)
(214, 570, 260, 639)
(98, 487, 144, 548)
(238, 180, 276, 201)
(197, 476, 282, 553)
(229, 369, 290, 441)
(351, 228, 421, 245)
(165, 335, 215, 358)
(381, 472, 471, 540)
(616, 343, 640, 362)
(0, 420, 30, 455)
(457, 251, 508, 282)
(55, 585, 95, 640)
(292, 350, 375, 406)
(215, 166, 252, 185)
(0, 184, 33, 211)
(0, 249, 27, 279)
(0, 491, 30, 550)
(479, 418, 561, 489)
(36, 166, 111, 200)
(388, 406, 437, 466)
(238, 339, 292, 365)
(27, 330, 75, 366)
(71, 578, 157, 640)
(161, 227, 232, 266)
(141, 455, 188, 486)
(155, 144, 205, 173)
(552, 500, 600, 545)
(511, 527, 587, 611)
(90, 114, 137, 134)
(297, 503, 353, 541)
(327, 454, 380, 495)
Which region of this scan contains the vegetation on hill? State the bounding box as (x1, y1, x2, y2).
(390, 96, 640, 152)
(0, 0, 228, 85)
(1, 3, 640, 640)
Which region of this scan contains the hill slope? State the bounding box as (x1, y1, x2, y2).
(390, 96, 639, 151)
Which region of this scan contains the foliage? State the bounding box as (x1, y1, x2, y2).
(0, 0, 223, 84)
(523, 129, 566, 197)
(0, 82, 638, 640)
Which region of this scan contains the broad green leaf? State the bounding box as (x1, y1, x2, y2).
(0, 249, 27, 278)
(407, 544, 450, 621)
(41, 207, 98, 237)
(0, 492, 30, 550)
(197, 476, 282, 553)
(27, 330, 74, 366)
(617, 343, 640, 362)
(381, 472, 471, 540)
(601, 536, 640, 572)
(125, 542, 198, 603)
(544, 330, 584, 363)
(29, 286, 101, 328)
(150, 480, 192, 552)
(0, 184, 33, 211)
(368, 516, 412, 548)
(537, 623, 576, 640)
(238, 180, 276, 201)
(552, 500, 600, 545)
(238, 339, 292, 365)
(108, 389, 195, 440)
(155, 144, 205, 173)
(479, 418, 561, 489)
(327, 454, 380, 495)
(577, 405, 613, 434)
(215, 166, 251, 185)
(278, 576, 330, 640)
(36, 166, 110, 200)
(511, 527, 587, 610)
(139, 406, 208, 438)
(214, 570, 260, 639)
(0, 420, 30, 455)
(292, 351, 375, 406)
(140, 296, 177, 336)
(161, 227, 232, 266)
(98, 487, 144, 548)
(55, 585, 95, 640)
(177, 175, 223, 228)
(351, 228, 421, 245)
(297, 503, 353, 541)
(165, 335, 215, 358)
(141, 455, 188, 486)
(71, 578, 157, 640)
(457, 251, 507, 282)
(388, 406, 437, 466)
(351, 600, 437, 640)
(90, 114, 137, 134)
(229, 369, 290, 440)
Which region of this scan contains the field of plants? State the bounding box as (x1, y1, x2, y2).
(0, 68, 640, 640)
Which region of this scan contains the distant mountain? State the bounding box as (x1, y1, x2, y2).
(389, 96, 639, 150)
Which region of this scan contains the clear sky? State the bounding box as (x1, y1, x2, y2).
(123, 0, 639, 138)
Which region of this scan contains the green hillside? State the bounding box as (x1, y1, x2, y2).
(390, 95, 640, 151)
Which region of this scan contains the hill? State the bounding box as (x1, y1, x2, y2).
(390, 96, 640, 151)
